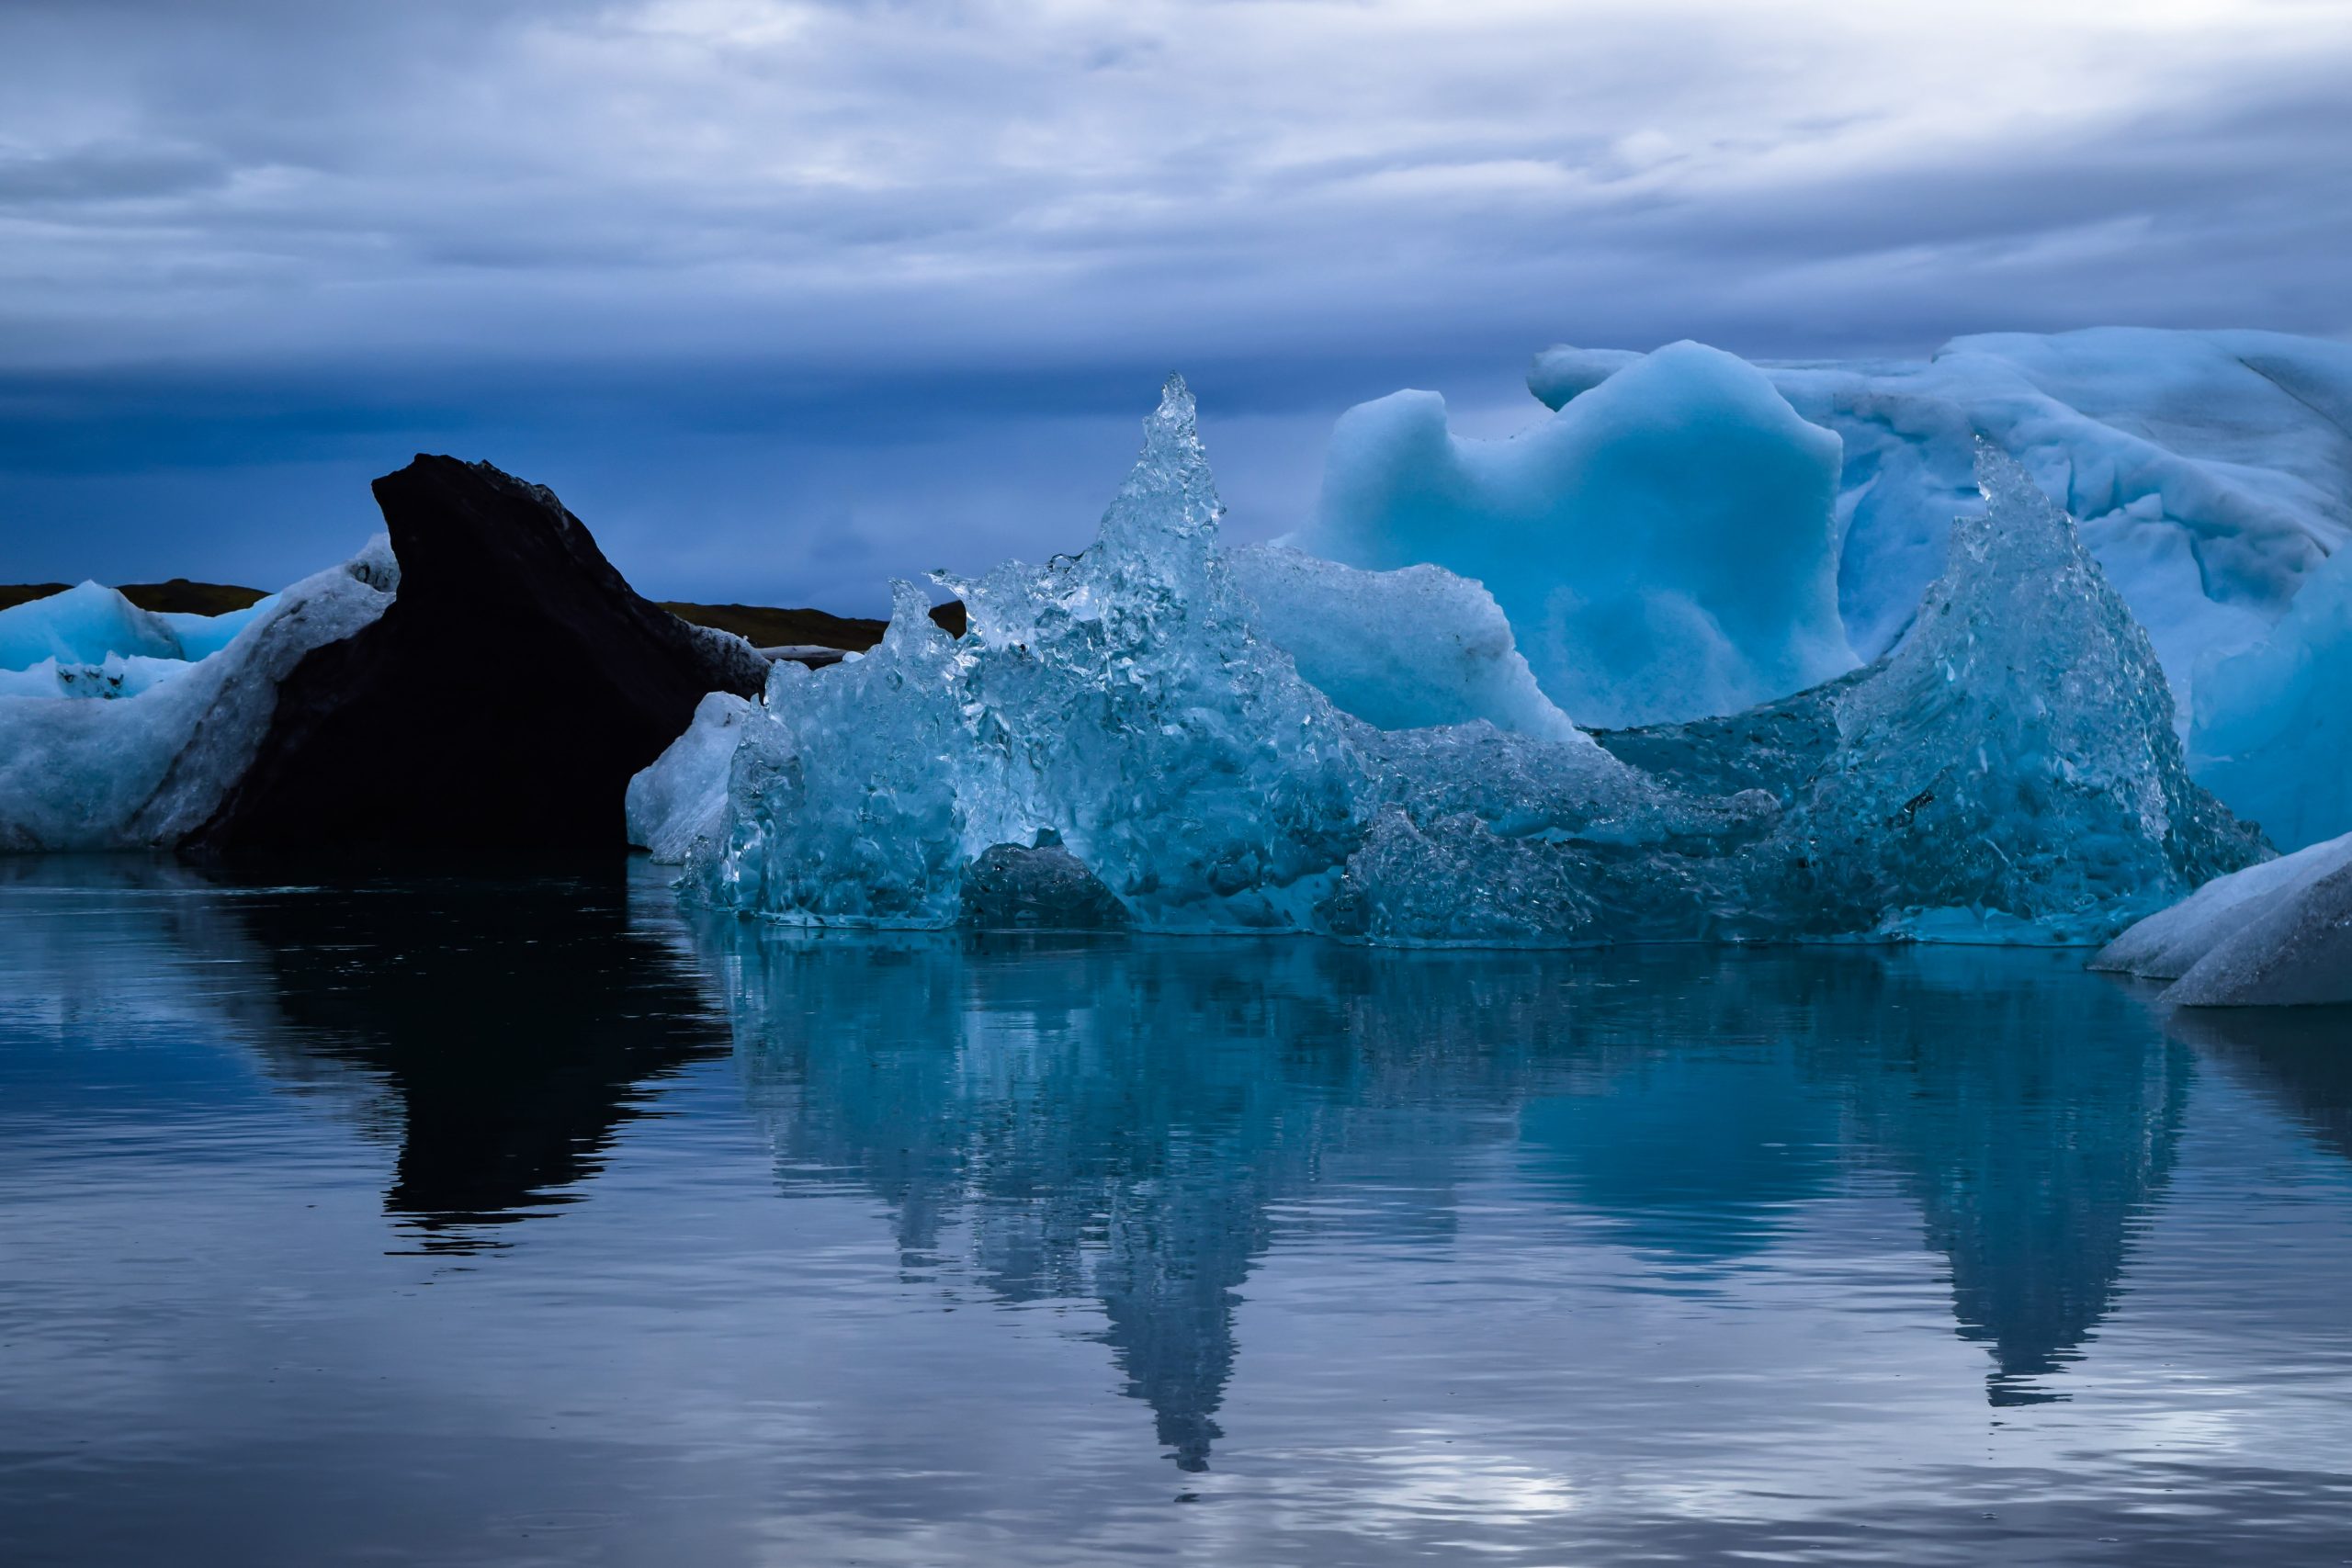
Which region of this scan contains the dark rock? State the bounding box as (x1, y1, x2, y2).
(961, 837, 1132, 930)
(119, 579, 269, 615)
(662, 597, 965, 652)
(0, 582, 71, 613)
(0, 579, 268, 615)
(197, 457, 769, 857)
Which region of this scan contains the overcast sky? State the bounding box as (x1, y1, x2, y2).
(4, 0, 2348, 608)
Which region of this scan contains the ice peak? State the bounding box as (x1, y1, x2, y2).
(1104, 371, 1223, 548)
(880, 578, 948, 655)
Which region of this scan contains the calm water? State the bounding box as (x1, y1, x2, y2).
(4, 860, 2351, 1566)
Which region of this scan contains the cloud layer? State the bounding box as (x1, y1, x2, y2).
(3, 0, 2347, 604)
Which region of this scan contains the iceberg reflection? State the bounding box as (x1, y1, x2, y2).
(690, 921, 2186, 1459)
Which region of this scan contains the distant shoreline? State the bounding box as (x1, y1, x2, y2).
(0, 579, 964, 653)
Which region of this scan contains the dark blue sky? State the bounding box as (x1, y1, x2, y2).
(4, 0, 2348, 611)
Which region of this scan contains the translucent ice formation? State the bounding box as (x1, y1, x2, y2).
(689, 378, 1365, 932)
(1227, 545, 1579, 739)
(1536, 329, 2352, 708)
(0, 581, 185, 670)
(162, 599, 277, 661)
(1339, 445, 2262, 946)
(2189, 541, 2352, 851)
(0, 582, 278, 700)
(0, 541, 398, 851)
(1296, 341, 1854, 728)
(666, 382, 2256, 946)
(2096, 831, 2352, 1008)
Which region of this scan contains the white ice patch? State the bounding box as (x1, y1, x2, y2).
(2097, 831, 2352, 1008)
(626, 690, 754, 863)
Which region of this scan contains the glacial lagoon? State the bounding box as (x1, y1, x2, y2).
(4, 859, 2351, 1566)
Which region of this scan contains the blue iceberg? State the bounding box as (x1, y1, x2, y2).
(0, 544, 397, 851)
(650, 379, 2259, 945)
(2189, 540, 2352, 852)
(1297, 341, 1854, 728)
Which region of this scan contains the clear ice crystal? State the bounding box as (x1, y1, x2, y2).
(689, 377, 1365, 931)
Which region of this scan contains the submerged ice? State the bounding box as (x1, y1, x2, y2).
(656, 379, 2257, 946)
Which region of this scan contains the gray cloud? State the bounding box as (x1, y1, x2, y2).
(0, 0, 2346, 600)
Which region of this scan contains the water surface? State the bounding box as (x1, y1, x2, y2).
(4, 859, 2350, 1565)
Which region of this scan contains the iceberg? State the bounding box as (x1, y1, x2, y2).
(0, 581, 185, 670)
(1227, 545, 1578, 739)
(1342, 443, 2263, 946)
(1535, 329, 2352, 709)
(663, 380, 2257, 946)
(0, 582, 280, 701)
(1295, 341, 1854, 728)
(2189, 541, 2352, 851)
(2096, 832, 2352, 1008)
(0, 541, 398, 851)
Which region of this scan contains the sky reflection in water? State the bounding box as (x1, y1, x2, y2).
(2, 858, 2349, 1565)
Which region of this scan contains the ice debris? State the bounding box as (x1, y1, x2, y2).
(2097, 831, 2352, 1008)
(2189, 538, 2352, 851)
(0, 540, 398, 851)
(0, 653, 193, 701)
(658, 380, 2259, 946)
(1295, 340, 1855, 728)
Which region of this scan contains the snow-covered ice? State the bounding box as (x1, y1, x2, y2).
(0, 541, 398, 851)
(1295, 340, 1854, 728)
(2189, 539, 2352, 851)
(2097, 831, 2352, 1008)
(1227, 545, 1579, 740)
(661, 381, 2255, 946)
